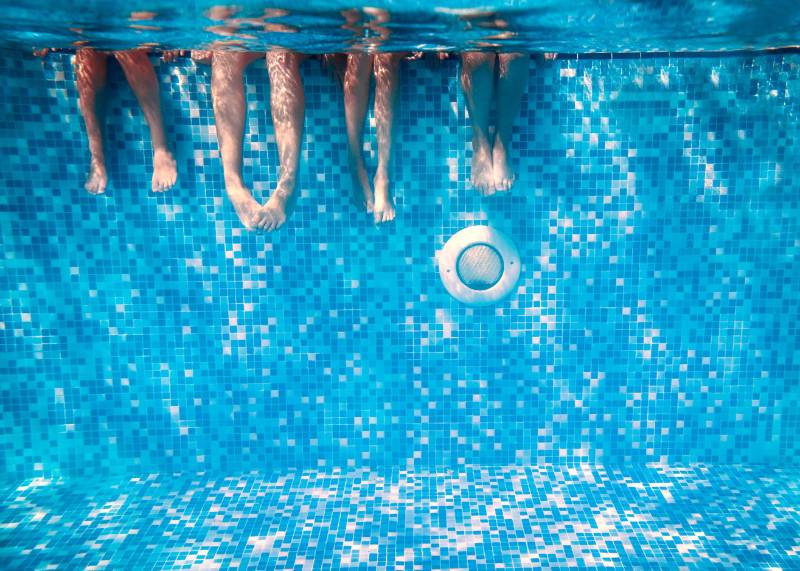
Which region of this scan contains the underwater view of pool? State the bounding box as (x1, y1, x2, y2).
(1, 2, 799, 569)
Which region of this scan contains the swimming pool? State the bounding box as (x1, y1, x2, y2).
(1, 5, 799, 569)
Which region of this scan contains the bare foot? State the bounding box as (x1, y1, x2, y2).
(372, 171, 395, 224)
(470, 139, 495, 196)
(492, 140, 515, 192)
(252, 178, 295, 232)
(151, 148, 177, 192)
(84, 158, 108, 194)
(349, 153, 374, 213)
(226, 184, 262, 230)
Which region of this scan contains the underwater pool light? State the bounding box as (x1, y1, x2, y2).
(438, 226, 520, 305)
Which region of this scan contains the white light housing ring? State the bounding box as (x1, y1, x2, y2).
(438, 226, 521, 305)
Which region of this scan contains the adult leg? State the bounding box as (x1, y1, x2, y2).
(493, 53, 528, 191)
(253, 50, 305, 232)
(75, 48, 109, 194)
(372, 52, 402, 223)
(210, 50, 262, 229)
(115, 49, 177, 192)
(460, 51, 496, 196)
(343, 52, 374, 213)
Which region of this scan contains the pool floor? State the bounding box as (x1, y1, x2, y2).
(1, 464, 798, 569)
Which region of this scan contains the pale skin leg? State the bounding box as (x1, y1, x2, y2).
(252, 50, 306, 232)
(114, 49, 177, 192)
(75, 49, 109, 194)
(210, 50, 263, 230)
(493, 53, 528, 191)
(372, 52, 401, 223)
(344, 52, 374, 213)
(460, 51, 496, 196)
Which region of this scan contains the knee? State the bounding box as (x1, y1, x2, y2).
(461, 51, 494, 71)
(498, 53, 529, 78)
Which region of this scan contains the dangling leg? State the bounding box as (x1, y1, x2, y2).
(493, 53, 528, 192)
(254, 50, 306, 232)
(210, 50, 262, 229)
(372, 52, 401, 223)
(460, 51, 496, 196)
(114, 49, 177, 192)
(343, 52, 374, 213)
(75, 48, 109, 194)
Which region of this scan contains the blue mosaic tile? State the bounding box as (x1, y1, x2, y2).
(0, 49, 798, 482)
(0, 464, 798, 569)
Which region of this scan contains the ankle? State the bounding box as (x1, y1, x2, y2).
(226, 183, 248, 195)
(472, 136, 491, 154)
(278, 171, 297, 187)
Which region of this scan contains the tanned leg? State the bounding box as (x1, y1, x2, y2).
(114, 49, 177, 192)
(75, 48, 109, 194)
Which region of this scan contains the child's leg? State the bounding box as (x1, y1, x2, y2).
(494, 53, 528, 191)
(210, 50, 262, 230)
(372, 52, 402, 224)
(253, 50, 306, 232)
(460, 51, 496, 196)
(343, 52, 374, 213)
(114, 49, 177, 192)
(75, 48, 109, 194)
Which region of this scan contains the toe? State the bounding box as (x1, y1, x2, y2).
(263, 215, 274, 230)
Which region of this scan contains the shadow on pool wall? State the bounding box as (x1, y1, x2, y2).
(0, 49, 798, 481)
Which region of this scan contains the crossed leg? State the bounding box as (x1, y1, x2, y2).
(251, 50, 307, 232)
(210, 50, 263, 229)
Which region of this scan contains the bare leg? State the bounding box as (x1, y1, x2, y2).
(253, 50, 305, 232)
(75, 49, 109, 194)
(460, 52, 496, 196)
(461, 52, 496, 196)
(493, 53, 528, 192)
(211, 50, 262, 230)
(114, 49, 177, 192)
(343, 52, 374, 213)
(372, 52, 401, 223)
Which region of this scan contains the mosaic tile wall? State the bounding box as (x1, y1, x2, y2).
(0, 50, 798, 480)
